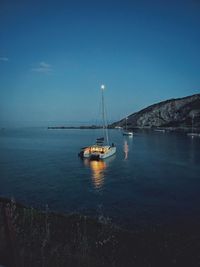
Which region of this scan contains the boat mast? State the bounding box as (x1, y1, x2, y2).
(101, 85, 109, 145)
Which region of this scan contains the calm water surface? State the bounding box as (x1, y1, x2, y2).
(0, 127, 200, 229)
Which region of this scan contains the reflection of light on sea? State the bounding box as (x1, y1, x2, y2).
(83, 156, 115, 190)
(124, 140, 129, 160)
(83, 159, 106, 189)
(90, 160, 107, 189)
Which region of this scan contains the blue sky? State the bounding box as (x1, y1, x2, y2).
(0, 0, 200, 126)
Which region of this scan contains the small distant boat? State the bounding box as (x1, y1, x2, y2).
(187, 114, 200, 138)
(122, 117, 133, 136)
(154, 128, 166, 133)
(123, 131, 133, 136)
(187, 133, 200, 137)
(79, 85, 116, 160)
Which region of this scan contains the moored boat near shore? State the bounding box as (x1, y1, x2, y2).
(122, 117, 133, 136)
(79, 85, 116, 160)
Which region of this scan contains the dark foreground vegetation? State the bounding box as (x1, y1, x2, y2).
(0, 197, 200, 267)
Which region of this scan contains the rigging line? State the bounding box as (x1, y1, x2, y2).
(101, 85, 109, 145)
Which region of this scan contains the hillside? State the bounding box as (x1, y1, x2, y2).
(112, 94, 200, 129)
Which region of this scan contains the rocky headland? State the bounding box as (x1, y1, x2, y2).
(111, 94, 200, 131)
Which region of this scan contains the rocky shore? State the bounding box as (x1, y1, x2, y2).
(1, 197, 200, 267)
(112, 94, 200, 130)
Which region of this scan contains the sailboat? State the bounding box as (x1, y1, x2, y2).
(122, 117, 133, 136)
(187, 114, 200, 138)
(79, 85, 116, 160)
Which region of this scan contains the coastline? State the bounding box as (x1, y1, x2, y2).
(47, 125, 102, 130)
(47, 125, 200, 133)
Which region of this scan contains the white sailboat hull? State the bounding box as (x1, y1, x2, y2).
(83, 146, 116, 159)
(187, 133, 200, 137)
(154, 129, 165, 133)
(98, 146, 116, 159)
(123, 131, 133, 136)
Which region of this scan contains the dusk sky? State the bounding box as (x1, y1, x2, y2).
(0, 0, 200, 126)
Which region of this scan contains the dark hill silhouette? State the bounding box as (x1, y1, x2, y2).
(111, 94, 200, 129)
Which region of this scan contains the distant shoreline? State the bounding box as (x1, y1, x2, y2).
(47, 125, 103, 129)
(47, 125, 200, 133)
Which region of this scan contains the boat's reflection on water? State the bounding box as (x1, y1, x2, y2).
(83, 156, 115, 189)
(123, 140, 129, 160)
(85, 159, 106, 189)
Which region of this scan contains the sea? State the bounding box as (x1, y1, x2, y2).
(0, 127, 200, 230)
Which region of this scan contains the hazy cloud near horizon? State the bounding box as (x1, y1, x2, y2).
(31, 61, 53, 73)
(0, 57, 9, 61)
